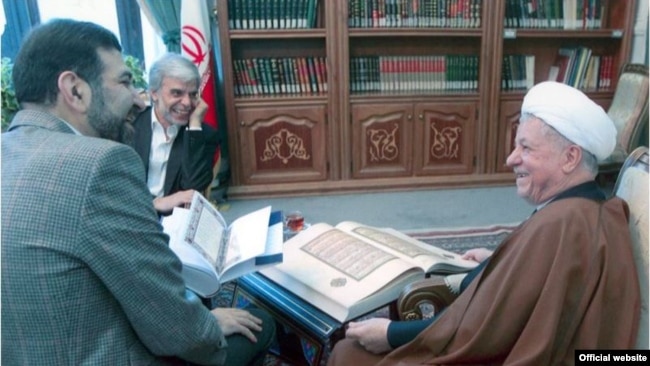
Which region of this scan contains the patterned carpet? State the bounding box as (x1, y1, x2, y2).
(213, 223, 519, 366)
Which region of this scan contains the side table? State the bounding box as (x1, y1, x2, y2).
(232, 272, 346, 366)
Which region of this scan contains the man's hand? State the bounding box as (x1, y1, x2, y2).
(188, 98, 208, 129)
(210, 308, 263, 343)
(461, 247, 493, 263)
(153, 189, 195, 214)
(345, 318, 392, 354)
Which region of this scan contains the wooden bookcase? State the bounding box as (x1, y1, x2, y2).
(216, 0, 636, 198)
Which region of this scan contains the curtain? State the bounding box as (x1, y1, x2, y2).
(136, 0, 181, 53)
(1, 0, 40, 60)
(115, 0, 144, 62)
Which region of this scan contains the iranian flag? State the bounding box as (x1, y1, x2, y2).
(181, 0, 220, 166)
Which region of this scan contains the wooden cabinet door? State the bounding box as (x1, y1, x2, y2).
(413, 102, 477, 175)
(236, 105, 327, 184)
(350, 103, 413, 178)
(496, 100, 521, 173)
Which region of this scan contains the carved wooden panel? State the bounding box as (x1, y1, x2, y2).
(413, 102, 477, 175)
(350, 103, 413, 178)
(236, 105, 327, 184)
(496, 100, 521, 173)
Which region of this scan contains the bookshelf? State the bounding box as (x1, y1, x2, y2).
(216, 0, 637, 198)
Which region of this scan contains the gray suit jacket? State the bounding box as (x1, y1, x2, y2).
(1, 110, 227, 365)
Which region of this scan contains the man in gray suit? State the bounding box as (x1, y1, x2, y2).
(1, 19, 275, 366)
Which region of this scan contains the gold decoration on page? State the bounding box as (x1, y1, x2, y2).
(330, 277, 347, 287)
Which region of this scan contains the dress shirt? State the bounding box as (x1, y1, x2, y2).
(147, 118, 179, 197)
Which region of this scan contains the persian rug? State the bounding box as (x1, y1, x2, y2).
(212, 223, 520, 366)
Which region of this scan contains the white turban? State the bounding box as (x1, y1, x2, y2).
(521, 81, 616, 161)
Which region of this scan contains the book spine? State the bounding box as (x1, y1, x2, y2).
(276, 57, 284, 94)
(241, 59, 250, 96)
(233, 59, 243, 96)
(313, 56, 323, 94)
(227, 0, 234, 29)
(283, 58, 294, 94)
(283, 0, 292, 28)
(306, 57, 318, 93)
(253, 58, 265, 95)
(321, 57, 329, 93)
(270, 58, 280, 95)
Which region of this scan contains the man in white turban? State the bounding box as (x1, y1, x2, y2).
(327, 81, 640, 365)
(521, 81, 617, 162)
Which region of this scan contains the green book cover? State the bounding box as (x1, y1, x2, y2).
(248, 58, 262, 95)
(306, 0, 317, 28)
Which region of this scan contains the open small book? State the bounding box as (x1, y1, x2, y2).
(259, 221, 477, 323)
(162, 192, 283, 298)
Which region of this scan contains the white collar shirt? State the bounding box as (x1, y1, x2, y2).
(147, 116, 179, 197)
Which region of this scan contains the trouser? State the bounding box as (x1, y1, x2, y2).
(223, 307, 277, 366)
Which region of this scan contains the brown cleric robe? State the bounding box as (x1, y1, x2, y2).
(328, 194, 641, 365)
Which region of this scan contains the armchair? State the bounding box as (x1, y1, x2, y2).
(598, 63, 649, 183)
(395, 146, 649, 349)
(611, 146, 649, 349)
(395, 273, 465, 321)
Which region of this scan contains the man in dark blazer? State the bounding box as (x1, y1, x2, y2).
(1, 19, 274, 366)
(131, 53, 219, 214)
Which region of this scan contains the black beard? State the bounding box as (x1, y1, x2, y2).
(87, 84, 129, 143)
(118, 120, 135, 145)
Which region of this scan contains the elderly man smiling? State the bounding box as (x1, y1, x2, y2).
(326, 81, 641, 366)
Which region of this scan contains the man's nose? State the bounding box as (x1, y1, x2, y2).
(132, 88, 147, 111)
(505, 148, 520, 167)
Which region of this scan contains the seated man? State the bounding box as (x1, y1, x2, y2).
(327, 81, 641, 365)
(2, 19, 273, 366)
(131, 53, 219, 214)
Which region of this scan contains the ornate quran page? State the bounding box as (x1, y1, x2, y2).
(260, 223, 425, 322)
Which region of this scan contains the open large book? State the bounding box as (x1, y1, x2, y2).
(162, 192, 283, 298)
(259, 221, 477, 323)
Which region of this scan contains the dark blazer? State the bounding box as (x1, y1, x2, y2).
(1, 110, 227, 364)
(131, 106, 219, 196)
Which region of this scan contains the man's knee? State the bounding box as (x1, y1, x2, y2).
(248, 307, 276, 349)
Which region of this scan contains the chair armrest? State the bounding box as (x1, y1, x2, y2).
(395, 274, 463, 321)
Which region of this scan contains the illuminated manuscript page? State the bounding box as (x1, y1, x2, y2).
(260, 223, 423, 322)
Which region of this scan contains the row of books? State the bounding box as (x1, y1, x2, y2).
(233, 57, 328, 97)
(350, 55, 479, 93)
(548, 48, 614, 90)
(501, 54, 535, 91)
(505, 0, 603, 29)
(349, 0, 482, 28)
(227, 0, 319, 30)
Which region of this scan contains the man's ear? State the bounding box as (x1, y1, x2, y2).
(57, 71, 90, 112)
(562, 144, 583, 173)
